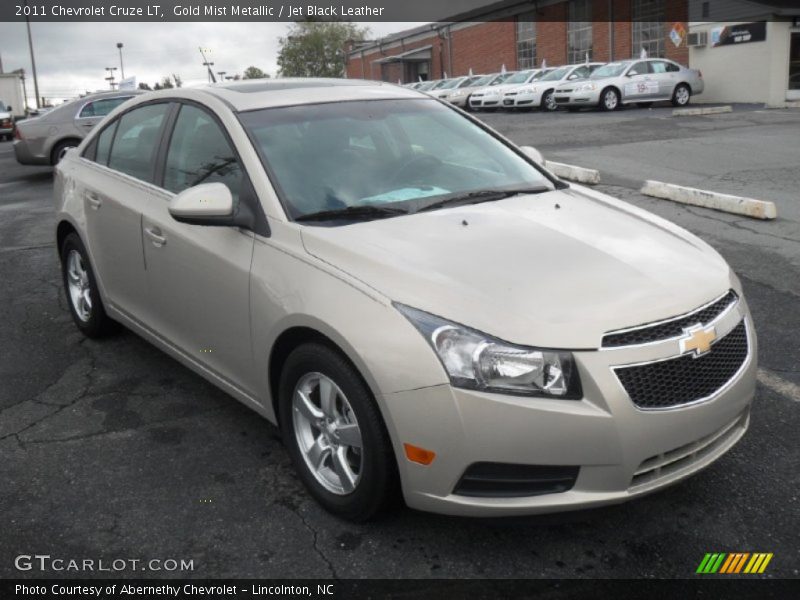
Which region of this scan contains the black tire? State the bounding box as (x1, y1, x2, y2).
(279, 343, 398, 521)
(51, 140, 79, 165)
(60, 232, 119, 338)
(636, 102, 654, 108)
(600, 87, 620, 111)
(541, 90, 557, 112)
(672, 83, 691, 107)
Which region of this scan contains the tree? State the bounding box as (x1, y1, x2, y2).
(172, 74, 183, 88)
(138, 83, 152, 91)
(277, 21, 369, 78)
(243, 66, 269, 80)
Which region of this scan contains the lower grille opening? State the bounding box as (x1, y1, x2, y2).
(453, 462, 579, 498)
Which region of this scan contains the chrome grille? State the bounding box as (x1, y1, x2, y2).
(614, 321, 748, 409)
(603, 290, 738, 347)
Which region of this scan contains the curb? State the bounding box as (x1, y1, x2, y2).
(640, 180, 777, 220)
(672, 105, 733, 117)
(545, 160, 601, 184)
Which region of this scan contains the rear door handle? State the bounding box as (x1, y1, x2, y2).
(144, 226, 167, 247)
(86, 192, 102, 210)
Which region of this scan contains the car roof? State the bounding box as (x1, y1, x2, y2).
(186, 78, 423, 112)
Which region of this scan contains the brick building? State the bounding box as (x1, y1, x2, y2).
(346, 0, 691, 83)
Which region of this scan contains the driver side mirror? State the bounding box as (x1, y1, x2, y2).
(520, 145, 545, 167)
(168, 183, 234, 226)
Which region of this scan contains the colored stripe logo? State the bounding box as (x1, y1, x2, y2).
(696, 553, 773, 574)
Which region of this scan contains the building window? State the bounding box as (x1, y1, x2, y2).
(516, 12, 537, 69)
(567, 0, 593, 64)
(633, 0, 666, 58)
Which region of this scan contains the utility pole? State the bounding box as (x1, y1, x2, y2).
(105, 67, 118, 90)
(217, 71, 226, 81)
(198, 47, 217, 83)
(24, 0, 41, 108)
(116, 43, 125, 79)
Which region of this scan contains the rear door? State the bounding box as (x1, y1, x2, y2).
(81, 102, 172, 322)
(140, 102, 257, 394)
(649, 60, 681, 100)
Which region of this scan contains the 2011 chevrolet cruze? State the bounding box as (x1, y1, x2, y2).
(54, 79, 757, 521)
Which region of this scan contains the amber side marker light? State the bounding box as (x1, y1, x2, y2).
(404, 443, 436, 465)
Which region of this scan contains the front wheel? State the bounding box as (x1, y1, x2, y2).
(600, 88, 620, 111)
(541, 90, 558, 112)
(672, 84, 691, 107)
(60, 232, 118, 338)
(279, 343, 398, 521)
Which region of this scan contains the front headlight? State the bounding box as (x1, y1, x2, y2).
(450, 90, 464, 97)
(576, 83, 597, 92)
(396, 304, 581, 398)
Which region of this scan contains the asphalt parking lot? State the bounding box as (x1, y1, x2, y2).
(1, 105, 798, 580)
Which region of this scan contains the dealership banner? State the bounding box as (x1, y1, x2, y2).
(3, 579, 798, 598)
(710, 22, 768, 47)
(0, 0, 796, 22)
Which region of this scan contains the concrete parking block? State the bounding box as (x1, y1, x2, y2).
(640, 180, 777, 220)
(672, 105, 733, 117)
(544, 160, 601, 184)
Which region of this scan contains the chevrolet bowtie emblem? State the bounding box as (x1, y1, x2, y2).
(679, 324, 717, 357)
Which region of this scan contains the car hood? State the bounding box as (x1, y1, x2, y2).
(0, 110, 11, 119)
(300, 188, 733, 349)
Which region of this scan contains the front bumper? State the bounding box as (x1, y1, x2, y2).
(513, 91, 540, 107)
(554, 89, 602, 107)
(384, 304, 756, 516)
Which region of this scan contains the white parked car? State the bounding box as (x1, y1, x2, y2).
(501, 68, 551, 109)
(467, 72, 518, 110)
(513, 63, 604, 111)
(54, 79, 756, 520)
(554, 58, 705, 111)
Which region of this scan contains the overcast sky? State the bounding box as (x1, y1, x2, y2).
(0, 22, 425, 105)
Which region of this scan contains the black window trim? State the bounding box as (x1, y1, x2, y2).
(156, 98, 270, 237)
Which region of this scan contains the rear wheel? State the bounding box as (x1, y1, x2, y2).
(51, 140, 79, 165)
(672, 84, 691, 107)
(279, 343, 398, 521)
(600, 87, 620, 111)
(60, 232, 119, 338)
(541, 90, 558, 112)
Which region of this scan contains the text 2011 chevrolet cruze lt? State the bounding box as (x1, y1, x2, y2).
(54, 80, 757, 520)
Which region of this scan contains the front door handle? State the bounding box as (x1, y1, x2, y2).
(87, 192, 102, 210)
(144, 226, 167, 247)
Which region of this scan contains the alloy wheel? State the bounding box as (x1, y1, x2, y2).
(66, 249, 92, 322)
(292, 372, 363, 495)
(675, 86, 690, 106)
(604, 90, 619, 110)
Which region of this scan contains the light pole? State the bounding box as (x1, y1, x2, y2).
(116, 43, 125, 79)
(198, 47, 217, 83)
(105, 67, 118, 90)
(24, 0, 41, 108)
(217, 71, 226, 81)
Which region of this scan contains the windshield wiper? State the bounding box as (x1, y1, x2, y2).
(415, 186, 551, 213)
(295, 204, 409, 223)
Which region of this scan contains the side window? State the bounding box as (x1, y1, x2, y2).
(628, 61, 651, 76)
(94, 121, 118, 165)
(571, 66, 589, 79)
(79, 97, 132, 119)
(107, 103, 169, 182)
(651, 61, 668, 74)
(163, 105, 242, 200)
(665, 61, 680, 73)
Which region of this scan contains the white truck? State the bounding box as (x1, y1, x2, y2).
(0, 73, 26, 140)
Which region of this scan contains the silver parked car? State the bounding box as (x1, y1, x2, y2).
(554, 58, 704, 111)
(14, 90, 142, 165)
(55, 80, 756, 520)
(513, 63, 605, 111)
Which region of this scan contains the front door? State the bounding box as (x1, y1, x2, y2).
(140, 103, 256, 394)
(788, 33, 800, 101)
(623, 61, 658, 102)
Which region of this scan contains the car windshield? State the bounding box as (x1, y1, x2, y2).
(240, 99, 553, 223)
(592, 62, 630, 78)
(540, 67, 571, 81)
(504, 70, 535, 84)
(458, 76, 483, 87)
(417, 81, 436, 91)
(470, 75, 494, 87)
(0, 101, 7, 111)
(490, 72, 515, 85)
(431, 80, 451, 90)
(438, 78, 464, 90)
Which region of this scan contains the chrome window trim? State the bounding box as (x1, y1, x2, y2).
(600, 289, 737, 350)
(611, 318, 752, 412)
